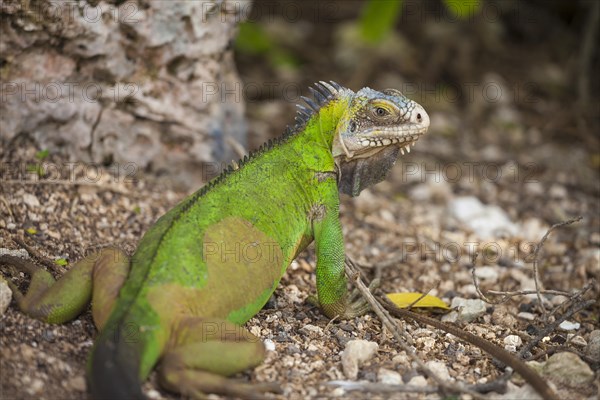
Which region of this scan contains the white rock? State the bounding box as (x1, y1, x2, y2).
(450, 297, 487, 322)
(0, 248, 30, 258)
(425, 360, 452, 381)
(503, 335, 522, 352)
(378, 368, 402, 385)
(0, 277, 12, 316)
(517, 312, 536, 321)
(407, 375, 428, 387)
(559, 320, 580, 331)
(498, 381, 542, 400)
(341, 340, 379, 380)
(519, 218, 549, 242)
(263, 339, 276, 352)
(474, 265, 499, 282)
(448, 196, 518, 239)
(567, 335, 587, 347)
(22, 193, 40, 208)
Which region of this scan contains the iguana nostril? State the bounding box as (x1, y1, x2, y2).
(416, 113, 422, 122)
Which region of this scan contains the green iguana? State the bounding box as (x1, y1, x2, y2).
(1, 81, 429, 399)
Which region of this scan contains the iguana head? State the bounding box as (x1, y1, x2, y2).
(332, 86, 429, 161)
(332, 84, 429, 196)
(295, 81, 429, 196)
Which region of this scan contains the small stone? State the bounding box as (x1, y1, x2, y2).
(146, 389, 162, 399)
(548, 184, 567, 199)
(263, 339, 275, 352)
(407, 375, 428, 387)
(378, 368, 402, 385)
(503, 335, 522, 352)
(567, 335, 586, 347)
(341, 339, 379, 380)
(558, 320, 580, 331)
(541, 352, 594, 388)
(517, 312, 536, 321)
(584, 330, 600, 362)
(23, 193, 41, 208)
(450, 297, 487, 322)
(425, 360, 452, 381)
(0, 277, 12, 316)
(491, 306, 517, 328)
(448, 196, 518, 239)
(474, 266, 499, 282)
(68, 376, 87, 392)
(25, 378, 44, 395)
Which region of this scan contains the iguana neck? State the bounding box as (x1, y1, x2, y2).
(293, 93, 352, 157)
(291, 90, 352, 171)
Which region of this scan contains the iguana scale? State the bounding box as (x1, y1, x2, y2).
(1, 81, 429, 399)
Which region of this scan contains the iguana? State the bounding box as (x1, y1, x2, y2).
(1, 81, 429, 399)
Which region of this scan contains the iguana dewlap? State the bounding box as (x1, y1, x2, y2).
(1, 82, 429, 399)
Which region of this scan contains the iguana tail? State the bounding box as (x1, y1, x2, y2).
(88, 320, 146, 400)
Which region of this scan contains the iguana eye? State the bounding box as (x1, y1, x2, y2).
(349, 121, 357, 132)
(375, 107, 388, 117)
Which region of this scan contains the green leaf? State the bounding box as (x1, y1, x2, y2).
(386, 292, 450, 311)
(26, 164, 44, 177)
(54, 258, 68, 266)
(35, 149, 49, 160)
(235, 22, 273, 54)
(359, 0, 403, 44)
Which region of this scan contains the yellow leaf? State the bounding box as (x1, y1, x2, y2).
(386, 292, 450, 311)
(26, 227, 38, 235)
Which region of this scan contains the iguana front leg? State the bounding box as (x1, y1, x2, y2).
(310, 180, 369, 319)
(0, 247, 130, 328)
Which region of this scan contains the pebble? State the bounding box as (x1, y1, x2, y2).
(474, 265, 499, 282)
(567, 334, 587, 347)
(0, 247, 30, 258)
(518, 218, 548, 242)
(491, 306, 517, 328)
(541, 352, 594, 388)
(425, 360, 452, 381)
(503, 335, 522, 352)
(448, 196, 518, 239)
(584, 330, 600, 361)
(341, 339, 379, 380)
(450, 297, 487, 322)
(0, 277, 12, 316)
(263, 338, 276, 352)
(499, 381, 542, 400)
(517, 312, 536, 321)
(23, 193, 41, 208)
(558, 320, 580, 331)
(378, 368, 402, 385)
(25, 378, 45, 395)
(146, 389, 162, 399)
(67, 376, 86, 392)
(406, 375, 428, 387)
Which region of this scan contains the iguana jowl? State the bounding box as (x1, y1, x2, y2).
(1, 82, 429, 398)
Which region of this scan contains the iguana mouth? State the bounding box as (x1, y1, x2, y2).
(357, 132, 424, 155)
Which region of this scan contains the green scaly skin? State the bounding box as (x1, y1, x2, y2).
(0, 81, 429, 399)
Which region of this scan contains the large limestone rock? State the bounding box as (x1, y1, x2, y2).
(1, 0, 251, 188)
